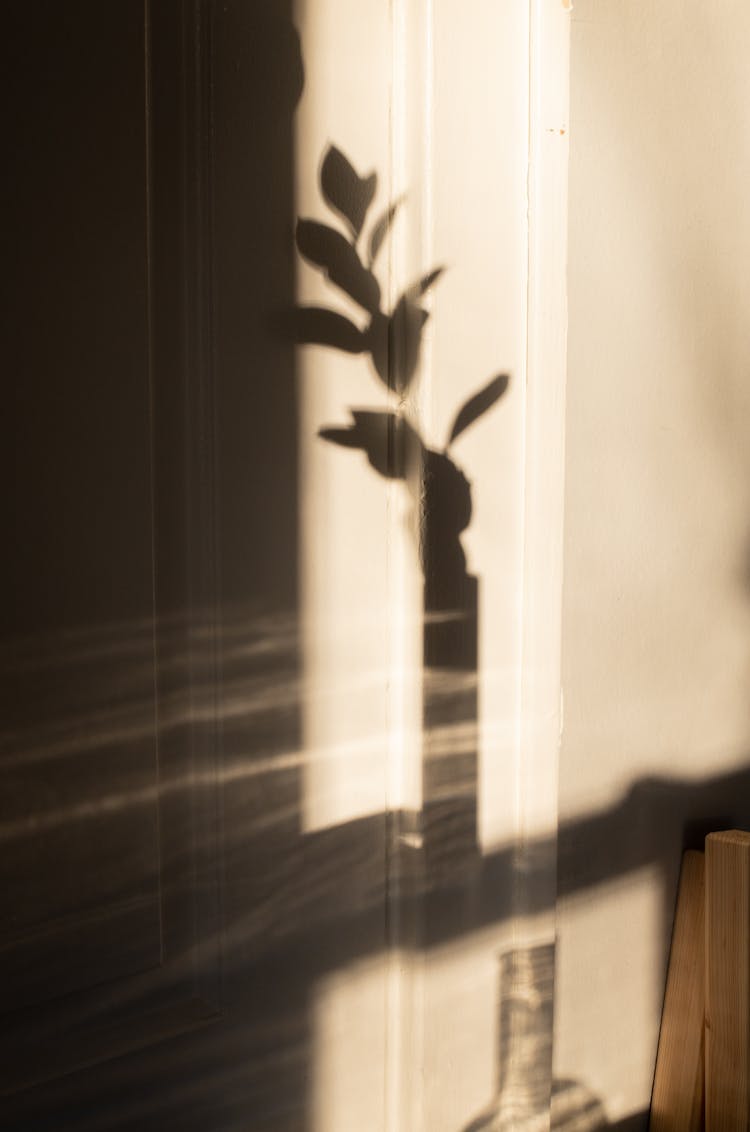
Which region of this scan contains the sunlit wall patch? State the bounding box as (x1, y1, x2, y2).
(293, 1, 568, 1129)
(294, 0, 423, 835)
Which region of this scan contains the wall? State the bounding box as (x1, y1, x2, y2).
(1, 2, 573, 1126)
(556, 1, 750, 1124)
(294, 2, 569, 1129)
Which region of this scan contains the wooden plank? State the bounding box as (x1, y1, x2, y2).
(705, 830, 750, 1131)
(650, 850, 705, 1132)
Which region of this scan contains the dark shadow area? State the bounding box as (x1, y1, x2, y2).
(2, 0, 185, 1060)
(2, 0, 307, 1127)
(608, 1117, 649, 1132)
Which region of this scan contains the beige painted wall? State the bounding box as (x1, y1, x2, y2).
(296, 2, 570, 1129)
(556, 0, 750, 1122)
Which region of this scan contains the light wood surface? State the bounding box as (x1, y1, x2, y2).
(650, 850, 705, 1132)
(705, 830, 750, 1131)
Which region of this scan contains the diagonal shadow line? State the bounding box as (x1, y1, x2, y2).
(224, 760, 750, 991)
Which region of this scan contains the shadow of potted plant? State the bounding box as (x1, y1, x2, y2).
(294, 143, 509, 669)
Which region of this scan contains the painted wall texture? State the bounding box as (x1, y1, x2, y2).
(556, 0, 750, 1124)
(294, 2, 569, 1130)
